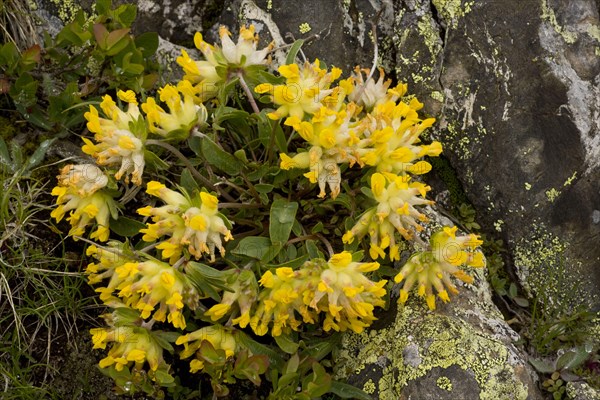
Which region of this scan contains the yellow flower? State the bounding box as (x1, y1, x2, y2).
(278, 103, 360, 199)
(255, 59, 342, 120)
(343, 173, 433, 260)
(176, 325, 237, 372)
(82, 92, 146, 185)
(357, 99, 442, 175)
(91, 313, 168, 375)
(50, 164, 117, 241)
(139, 182, 233, 263)
(204, 270, 258, 328)
(141, 83, 207, 138)
(394, 226, 486, 310)
(250, 252, 386, 336)
(85, 242, 199, 328)
(177, 25, 273, 103)
(347, 66, 407, 110)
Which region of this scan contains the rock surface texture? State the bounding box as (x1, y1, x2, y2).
(32, 0, 600, 398)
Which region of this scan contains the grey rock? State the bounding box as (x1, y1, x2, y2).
(332, 210, 544, 399)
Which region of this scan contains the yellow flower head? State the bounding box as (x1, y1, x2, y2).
(343, 173, 433, 260)
(85, 243, 199, 328)
(249, 252, 386, 336)
(278, 103, 360, 199)
(176, 25, 273, 103)
(358, 99, 441, 175)
(204, 270, 258, 329)
(50, 164, 117, 241)
(394, 226, 486, 310)
(176, 325, 237, 372)
(138, 182, 233, 263)
(82, 92, 146, 185)
(348, 66, 407, 110)
(92, 313, 167, 375)
(141, 83, 207, 138)
(255, 59, 342, 120)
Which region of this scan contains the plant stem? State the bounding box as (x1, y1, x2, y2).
(146, 139, 236, 202)
(237, 72, 260, 114)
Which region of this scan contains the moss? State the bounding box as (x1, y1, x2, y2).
(334, 305, 530, 399)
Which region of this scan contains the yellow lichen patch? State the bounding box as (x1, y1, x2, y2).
(436, 376, 453, 391)
(333, 306, 531, 399)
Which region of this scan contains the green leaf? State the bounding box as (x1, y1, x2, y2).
(151, 331, 176, 352)
(144, 149, 169, 171)
(0, 137, 11, 171)
(201, 137, 242, 176)
(153, 369, 175, 385)
(234, 331, 284, 369)
(180, 168, 200, 194)
(556, 347, 591, 371)
(96, 0, 112, 15)
(285, 39, 305, 65)
(255, 183, 274, 194)
(134, 32, 159, 57)
(269, 199, 298, 245)
(306, 240, 321, 259)
(20, 138, 55, 174)
(284, 353, 300, 374)
(231, 236, 281, 262)
(109, 216, 145, 237)
(329, 381, 373, 400)
(274, 333, 299, 355)
(266, 254, 309, 270)
(529, 358, 556, 374)
(114, 4, 137, 27)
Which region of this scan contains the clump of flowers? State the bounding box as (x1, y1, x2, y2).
(394, 226, 486, 310)
(249, 251, 386, 337)
(82, 90, 146, 185)
(177, 25, 274, 102)
(90, 310, 171, 382)
(343, 172, 433, 260)
(50, 164, 117, 241)
(86, 242, 200, 329)
(46, 14, 487, 398)
(137, 181, 234, 263)
(255, 60, 342, 120)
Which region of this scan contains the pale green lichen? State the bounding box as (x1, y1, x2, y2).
(49, 0, 82, 22)
(299, 22, 311, 34)
(513, 224, 593, 311)
(436, 376, 453, 391)
(431, 0, 474, 29)
(334, 305, 530, 400)
(524, 182, 532, 191)
(540, 0, 577, 44)
(545, 188, 560, 202)
(363, 379, 376, 394)
(417, 17, 442, 58)
(431, 91, 445, 102)
(563, 171, 577, 186)
(586, 25, 600, 42)
(494, 220, 503, 232)
(266, 0, 272, 11)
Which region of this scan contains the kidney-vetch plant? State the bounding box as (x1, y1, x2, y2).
(50, 22, 486, 398)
